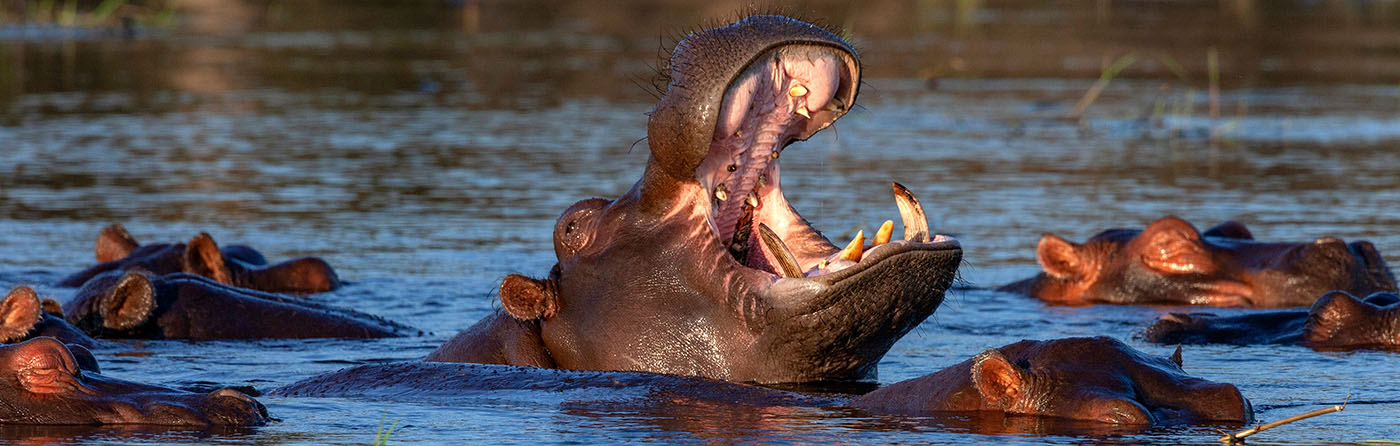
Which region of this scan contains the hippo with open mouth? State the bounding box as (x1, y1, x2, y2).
(428, 15, 962, 383)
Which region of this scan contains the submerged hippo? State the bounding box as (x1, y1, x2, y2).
(282, 337, 1249, 427)
(63, 271, 414, 340)
(1, 286, 103, 348)
(1144, 291, 1400, 351)
(0, 337, 268, 425)
(427, 15, 962, 383)
(59, 224, 340, 294)
(848, 336, 1251, 425)
(999, 216, 1396, 307)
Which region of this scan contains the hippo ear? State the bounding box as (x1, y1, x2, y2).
(185, 233, 233, 285)
(1202, 221, 1253, 240)
(100, 272, 156, 330)
(95, 223, 140, 262)
(1139, 217, 1213, 275)
(971, 349, 1027, 408)
(0, 287, 42, 343)
(499, 274, 558, 321)
(1036, 234, 1088, 281)
(1169, 345, 1183, 368)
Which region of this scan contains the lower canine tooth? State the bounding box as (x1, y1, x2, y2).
(795, 107, 811, 119)
(839, 230, 865, 262)
(757, 223, 803, 278)
(892, 182, 930, 243)
(745, 192, 758, 207)
(715, 189, 728, 201)
(874, 220, 894, 246)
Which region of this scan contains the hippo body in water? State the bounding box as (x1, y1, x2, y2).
(58, 224, 340, 294)
(0, 337, 268, 425)
(282, 337, 1250, 427)
(426, 15, 963, 384)
(1145, 291, 1400, 351)
(999, 217, 1396, 307)
(1, 286, 104, 349)
(63, 271, 413, 340)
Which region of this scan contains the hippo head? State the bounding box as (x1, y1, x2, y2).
(963, 337, 1252, 424)
(1025, 216, 1396, 307)
(61, 225, 339, 294)
(495, 16, 962, 383)
(1303, 291, 1400, 349)
(0, 337, 267, 425)
(852, 337, 1252, 425)
(0, 286, 100, 348)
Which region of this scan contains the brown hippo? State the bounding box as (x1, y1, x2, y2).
(59, 224, 340, 294)
(847, 337, 1252, 425)
(63, 271, 414, 340)
(426, 15, 962, 384)
(999, 216, 1396, 307)
(0, 337, 268, 425)
(1, 286, 103, 349)
(1144, 291, 1400, 351)
(281, 337, 1249, 427)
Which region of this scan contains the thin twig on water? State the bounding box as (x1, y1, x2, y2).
(1218, 392, 1350, 444)
(1066, 52, 1137, 121)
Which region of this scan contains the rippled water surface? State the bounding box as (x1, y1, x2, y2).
(3, 1, 1400, 444)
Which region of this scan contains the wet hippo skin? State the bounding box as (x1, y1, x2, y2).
(282, 337, 1249, 426)
(847, 337, 1252, 425)
(0, 286, 104, 349)
(63, 271, 414, 340)
(999, 216, 1396, 307)
(1145, 291, 1400, 351)
(0, 337, 268, 425)
(59, 224, 340, 294)
(426, 15, 963, 384)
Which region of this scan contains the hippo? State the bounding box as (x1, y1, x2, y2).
(426, 15, 962, 384)
(63, 271, 414, 340)
(1, 285, 103, 348)
(999, 216, 1396, 307)
(58, 224, 340, 294)
(280, 337, 1249, 427)
(0, 337, 268, 425)
(847, 337, 1252, 425)
(1144, 291, 1400, 351)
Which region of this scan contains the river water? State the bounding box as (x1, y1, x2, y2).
(2, 1, 1399, 444)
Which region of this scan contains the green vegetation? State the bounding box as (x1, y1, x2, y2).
(374, 413, 400, 446)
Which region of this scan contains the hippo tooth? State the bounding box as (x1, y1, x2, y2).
(874, 220, 894, 246)
(795, 107, 811, 119)
(715, 186, 728, 202)
(839, 230, 865, 262)
(893, 182, 930, 243)
(758, 223, 804, 278)
(789, 84, 809, 97)
(824, 97, 845, 112)
(746, 192, 759, 207)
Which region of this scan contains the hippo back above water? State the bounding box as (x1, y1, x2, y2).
(427, 15, 962, 384)
(1145, 290, 1400, 351)
(1000, 216, 1396, 307)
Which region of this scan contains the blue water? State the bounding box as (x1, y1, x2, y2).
(3, 1, 1400, 444)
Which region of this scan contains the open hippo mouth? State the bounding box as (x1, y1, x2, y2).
(696, 44, 959, 285)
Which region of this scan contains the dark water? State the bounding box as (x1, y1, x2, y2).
(3, 1, 1400, 444)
